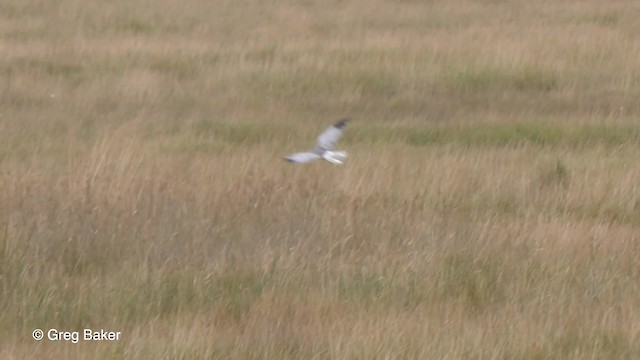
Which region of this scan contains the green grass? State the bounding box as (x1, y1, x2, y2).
(351, 122, 640, 148)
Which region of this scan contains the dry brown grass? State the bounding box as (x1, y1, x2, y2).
(2, 0, 640, 358)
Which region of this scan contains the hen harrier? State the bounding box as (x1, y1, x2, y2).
(284, 118, 349, 165)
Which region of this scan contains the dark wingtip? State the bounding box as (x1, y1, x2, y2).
(334, 118, 350, 129)
(282, 157, 295, 163)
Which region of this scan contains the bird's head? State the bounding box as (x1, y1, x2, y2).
(334, 118, 350, 129)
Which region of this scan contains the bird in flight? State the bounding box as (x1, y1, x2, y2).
(284, 118, 349, 165)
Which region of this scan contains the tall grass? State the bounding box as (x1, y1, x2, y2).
(2, 0, 640, 358)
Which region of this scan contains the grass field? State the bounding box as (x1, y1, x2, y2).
(2, 0, 640, 358)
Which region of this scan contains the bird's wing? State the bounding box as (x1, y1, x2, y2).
(315, 118, 348, 152)
(283, 152, 322, 164)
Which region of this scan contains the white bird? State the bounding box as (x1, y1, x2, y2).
(284, 118, 349, 165)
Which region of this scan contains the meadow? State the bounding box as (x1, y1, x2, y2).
(2, 0, 640, 358)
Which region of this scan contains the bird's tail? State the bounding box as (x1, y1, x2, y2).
(323, 150, 348, 165)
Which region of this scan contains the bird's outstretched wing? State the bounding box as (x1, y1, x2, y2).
(315, 118, 348, 152)
(283, 152, 322, 164)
